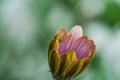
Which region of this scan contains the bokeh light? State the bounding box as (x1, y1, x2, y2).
(0, 0, 120, 80)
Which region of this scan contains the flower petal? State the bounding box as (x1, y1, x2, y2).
(77, 40, 95, 59)
(67, 25, 83, 50)
(58, 35, 71, 54)
(81, 41, 96, 58)
(69, 25, 83, 39)
(70, 36, 89, 57)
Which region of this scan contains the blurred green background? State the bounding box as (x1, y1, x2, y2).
(0, 0, 120, 80)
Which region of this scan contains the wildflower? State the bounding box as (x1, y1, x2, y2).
(48, 25, 96, 80)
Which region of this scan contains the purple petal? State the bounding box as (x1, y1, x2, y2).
(57, 28, 69, 54)
(79, 41, 93, 58)
(58, 36, 71, 54)
(71, 36, 88, 51)
(67, 25, 83, 50)
(91, 44, 96, 53)
(57, 26, 96, 59)
(77, 40, 94, 59)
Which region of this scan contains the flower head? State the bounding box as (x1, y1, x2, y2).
(48, 25, 96, 80)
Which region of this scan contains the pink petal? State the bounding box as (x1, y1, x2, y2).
(58, 35, 71, 54)
(67, 25, 83, 50)
(77, 40, 95, 59)
(69, 25, 83, 40)
(71, 36, 88, 53)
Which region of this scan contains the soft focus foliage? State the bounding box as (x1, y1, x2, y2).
(0, 0, 120, 80)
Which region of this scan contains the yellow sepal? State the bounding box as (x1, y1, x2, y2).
(49, 49, 60, 74)
(57, 53, 70, 76)
(76, 51, 93, 76)
(62, 59, 83, 79)
(48, 34, 59, 57)
(57, 51, 77, 76)
(68, 51, 76, 62)
(70, 60, 84, 78)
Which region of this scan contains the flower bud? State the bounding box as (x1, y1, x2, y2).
(48, 25, 96, 80)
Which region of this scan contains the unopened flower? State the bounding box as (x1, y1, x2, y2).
(48, 25, 96, 80)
